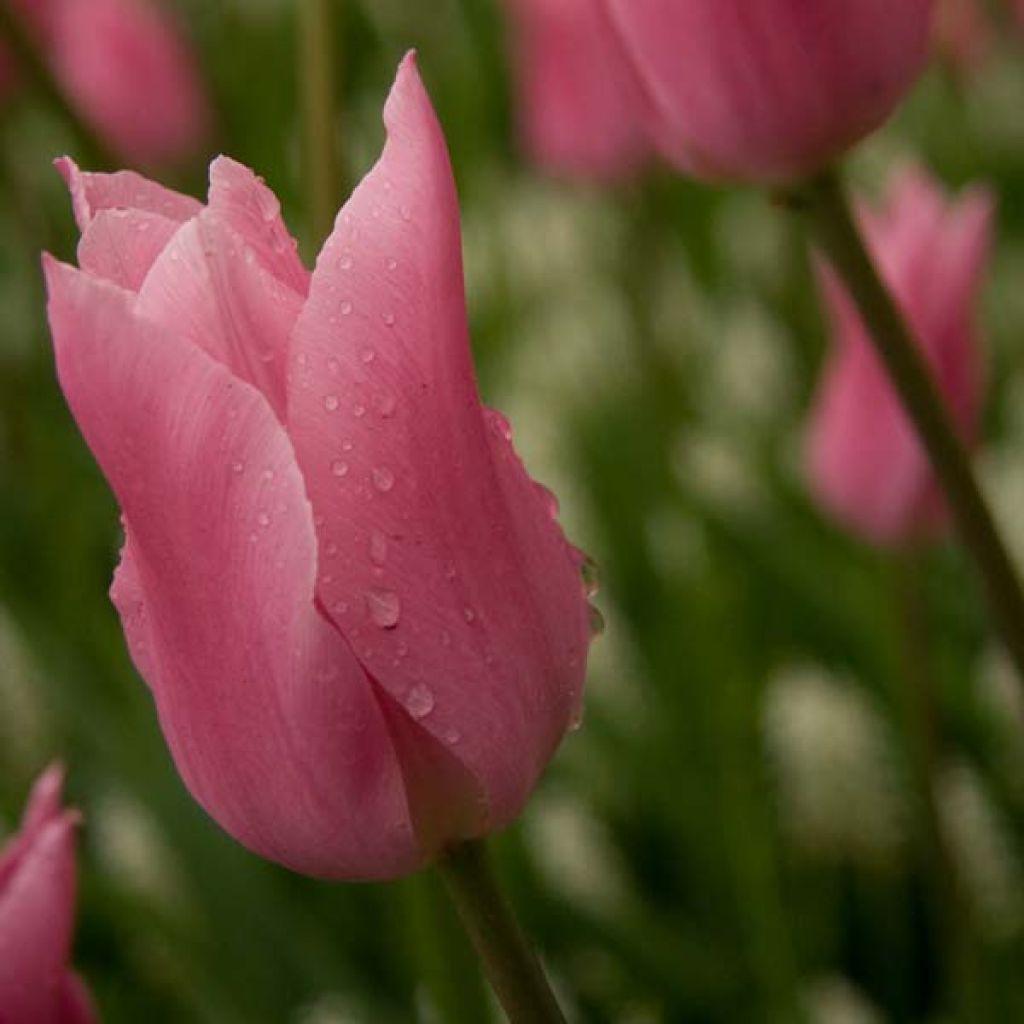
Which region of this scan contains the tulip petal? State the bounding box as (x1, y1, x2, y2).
(207, 157, 311, 296)
(76, 208, 183, 291)
(57, 973, 97, 1024)
(0, 816, 77, 1023)
(0, 764, 65, 892)
(135, 209, 303, 420)
(288, 54, 590, 832)
(56, 155, 200, 230)
(46, 258, 419, 879)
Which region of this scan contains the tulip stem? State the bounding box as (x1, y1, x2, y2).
(297, 0, 341, 251)
(0, 1, 117, 169)
(438, 839, 567, 1024)
(789, 168, 1024, 692)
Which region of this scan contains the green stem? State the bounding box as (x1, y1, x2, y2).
(297, 0, 341, 251)
(0, 2, 117, 168)
(437, 840, 567, 1024)
(789, 169, 1024, 692)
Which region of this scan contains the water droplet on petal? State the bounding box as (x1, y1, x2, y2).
(337, 253, 353, 271)
(372, 466, 395, 492)
(443, 728, 461, 745)
(381, 311, 396, 327)
(331, 459, 349, 477)
(257, 510, 271, 527)
(378, 393, 397, 418)
(324, 394, 340, 412)
(353, 404, 366, 418)
(339, 300, 353, 316)
(370, 530, 388, 565)
(367, 588, 401, 628)
(440, 629, 452, 647)
(262, 468, 275, 481)
(405, 684, 434, 719)
(463, 607, 476, 623)
(386, 257, 398, 271)
(361, 348, 376, 364)
(580, 555, 600, 598)
(231, 460, 245, 474)
(399, 205, 412, 222)
(327, 358, 340, 375)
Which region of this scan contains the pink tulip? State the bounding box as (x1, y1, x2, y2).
(2, 0, 208, 165)
(602, 0, 936, 183)
(0, 766, 95, 1024)
(45, 54, 594, 881)
(501, 0, 650, 179)
(806, 166, 994, 545)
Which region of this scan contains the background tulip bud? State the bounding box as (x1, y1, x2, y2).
(501, 0, 650, 180)
(806, 166, 994, 545)
(44, 55, 594, 881)
(1, 0, 209, 165)
(602, 0, 936, 183)
(0, 766, 95, 1024)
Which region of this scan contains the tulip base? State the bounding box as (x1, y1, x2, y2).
(787, 168, 1024, 694)
(437, 839, 567, 1024)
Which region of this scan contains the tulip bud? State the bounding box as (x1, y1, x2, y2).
(1, 0, 209, 165)
(501, 0, 650, 179)
(602, 0, 936, 182)
(806, 166, 994, 545)
(0, 766, 95, 1024)
(44, 54, 594, 881)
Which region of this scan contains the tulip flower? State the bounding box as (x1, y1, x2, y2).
(45, 54, 594, 881)
(501, 0, 650, 179)
(1, 0, 209, 165)
(601, 0, 936, 183)
(806, 166, 994, 545)
(0, 766, 95, 1024)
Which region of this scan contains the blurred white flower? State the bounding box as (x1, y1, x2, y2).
(804, 975, 883, 1024)
(525, 789, 631, 916)
(763, 665, 909, 865)
(938, 758, 1024, 941)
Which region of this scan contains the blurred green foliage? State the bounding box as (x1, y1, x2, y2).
(3, 2, 1024, 1022)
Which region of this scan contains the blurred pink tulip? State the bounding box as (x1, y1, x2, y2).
(602, 0, 936, 183)
(0, 766, 95, 1024)
(44, 55, 594, 881)
(501, 0, 650, 179)
(2, 0, 208, 165)
(806, 167, 994, 545)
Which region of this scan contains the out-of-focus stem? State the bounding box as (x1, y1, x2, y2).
(438, 840, 567, 1024)
(0, 2, 117, 168)
(297, 0, 341, 250)
(789, 169, 1024, 695)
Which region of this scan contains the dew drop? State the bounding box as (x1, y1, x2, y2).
(385, 257, 398, 271)
(324, 394, 340, 412)
(332, 599, 349, 615)
(262, 468, 275, 482)
(341, 439, 354, 452)
(463, 607, 476, 624)
(381, 311, 396, 327)
(366, 588, 401, 628)
(440, 629, 452, 647)
(331, 459, 349, 478)
(327, 358, 340, 375)
(405, 684, 435, 719)
(230, 460, 245, 474)
(361, 348, 376, 364)
(378, 393, 397, 418)
(339, 300, 353, 316)
(337, 253, 353, 271)
(399, 205, 412, 221)
(369, 530, 388, 565)
(443, 728, 461, 745)
(243, 247, 256, 266)
(580, 555, 600, 598)
(353, 404, 366, 418)
(257, 510, 271, 527)
(372, 466, 395, 492)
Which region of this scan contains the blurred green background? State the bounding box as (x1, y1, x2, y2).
(4, 1, 1024, 1021)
